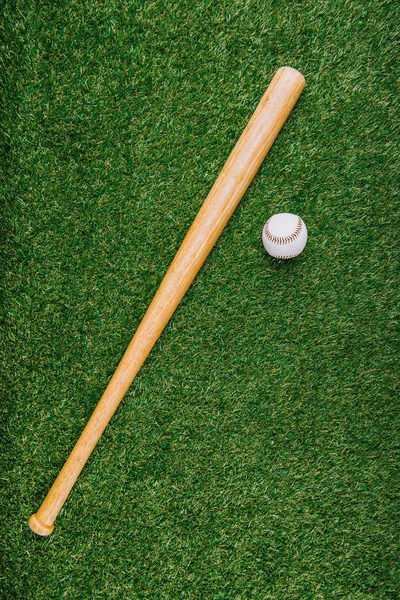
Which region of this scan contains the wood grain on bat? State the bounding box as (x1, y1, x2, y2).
(29, 66, 305, 535)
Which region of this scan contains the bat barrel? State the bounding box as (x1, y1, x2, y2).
(29, 66, 305, 535)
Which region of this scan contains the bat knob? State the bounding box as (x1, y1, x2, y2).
(28, 513, 54, 536)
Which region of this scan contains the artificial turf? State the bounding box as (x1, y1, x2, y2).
(1, 1, 398, 598)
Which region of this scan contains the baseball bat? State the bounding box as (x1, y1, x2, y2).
(29, 66, 305, 535)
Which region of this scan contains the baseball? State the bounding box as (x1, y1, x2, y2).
(262, 213, 307, 259)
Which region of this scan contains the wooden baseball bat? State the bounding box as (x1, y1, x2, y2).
(29, 66, 305, 535)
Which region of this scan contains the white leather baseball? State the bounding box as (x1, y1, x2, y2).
(262, 213, 307, 259)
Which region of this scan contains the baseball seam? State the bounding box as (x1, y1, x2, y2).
(264, 216, 303, 245)
(273, 253, 301, 259)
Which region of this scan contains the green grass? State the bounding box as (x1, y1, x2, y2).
(1, 1, 398, 598)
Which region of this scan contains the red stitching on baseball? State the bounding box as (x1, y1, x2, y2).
(264, 216, 302, 245)
(273, 253, 301, 259)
